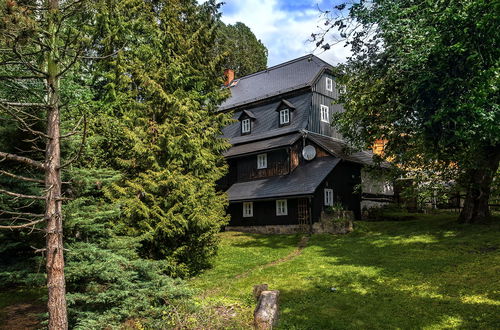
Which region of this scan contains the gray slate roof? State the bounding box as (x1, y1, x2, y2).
(222, 92, 311, 145)
(306, 131, 390, 168)
(226, 157, 340, 202)
(223, 133, 301, 158)
(219, 55, 332, 111)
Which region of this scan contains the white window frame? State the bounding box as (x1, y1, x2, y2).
(243, 202, 253, 217)
(279, 108, 290, 125)
(324, 188, 334, 206)
(241, 118, 251, 134)
(320, 104, 329, 123)
(276, 199, 288, 216)
(326, 77, 333, 92)
(257, 153, 267, 169)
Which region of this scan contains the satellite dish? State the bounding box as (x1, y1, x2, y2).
(302, 145, 316, 161)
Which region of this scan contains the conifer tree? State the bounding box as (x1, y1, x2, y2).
(87, 0, 232, 276)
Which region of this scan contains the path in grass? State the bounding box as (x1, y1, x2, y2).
(235, 235, 309, 279)
(191, 214, 500, 329)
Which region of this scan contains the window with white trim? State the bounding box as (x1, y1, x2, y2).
(257, 153, 267, 169)
(276, 199, 288, 216)
(279, 109, 290, 125)
(324, 188, 334, 206)
(241, 118, 251, 134)
(320, 104, 329, 123)
(243, 202, 253, 217)
(326, 77, 333, 92)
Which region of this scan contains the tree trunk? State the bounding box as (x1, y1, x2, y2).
(458, 148, 500, 224)
(45, 0, 68, 328)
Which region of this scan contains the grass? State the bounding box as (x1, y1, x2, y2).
(191, 213, 500, 329)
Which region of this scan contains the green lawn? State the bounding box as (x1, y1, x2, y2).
(191, 214, 500, 329)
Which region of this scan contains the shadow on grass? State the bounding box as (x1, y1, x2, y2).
(228, 232, 302, 250)
(276, 214, 500, 329)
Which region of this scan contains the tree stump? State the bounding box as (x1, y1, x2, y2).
(254, 290, 280, 329)
(253, 284, 269, 300)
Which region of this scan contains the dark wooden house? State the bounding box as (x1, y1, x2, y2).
(219, 55, 393, 230)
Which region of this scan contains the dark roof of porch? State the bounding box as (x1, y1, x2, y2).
(223, 132, 302, 158)
(226, 156, 340, 202)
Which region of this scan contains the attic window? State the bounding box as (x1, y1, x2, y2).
(279, 109, 290, 126)
(326, 77, 333, 92)
(320, 104, 329, 123)
(241, 118, 251, 134)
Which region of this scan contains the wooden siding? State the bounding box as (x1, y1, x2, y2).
(308, 93, 344, 139)
(311, 162, 362, 221)
(308, 73, 345, 139)
(227, 161, 362, 226)
(312, 72, 338, 98)
(236, 148, 290, 181)
(290, 140, 302, 172)
(217, 159, 237, 191)
(228, 199, 300, 226)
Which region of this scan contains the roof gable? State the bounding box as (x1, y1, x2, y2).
(238, 109, 256, 121)
(219, 55, 333, 111)
(275, 99, 296, 112)
(222, 92, 311, 145)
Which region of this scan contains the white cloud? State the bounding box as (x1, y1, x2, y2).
(219, 0, 351, 67)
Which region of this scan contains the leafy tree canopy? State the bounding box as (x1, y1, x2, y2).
(315, 0, 499, 223)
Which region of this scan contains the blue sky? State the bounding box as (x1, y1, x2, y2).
(217, 0, 351, 67)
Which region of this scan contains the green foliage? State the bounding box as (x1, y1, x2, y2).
(193, 214, 500, 328)
(319, 0, 500, 220)
(63, 168, 194, 329)
(1, 0, 268, 326)
(216, 21, 268, 77)
(86, 0, 232, 276)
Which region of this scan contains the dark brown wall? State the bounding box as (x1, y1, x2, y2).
(312, 161, 362, 221)
(217, 159, 238, 191)
(236, 149, 290, 181)
(290, 140, 302, 172)
(228, 199, 300, 226)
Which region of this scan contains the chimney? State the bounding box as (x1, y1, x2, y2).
(224, 69, 235, 86)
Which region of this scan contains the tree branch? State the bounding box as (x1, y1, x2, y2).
(0, 209, 44, 217)
(0, 101, 49, 108)
(0, 103, 50, 138)
(0, 219, 45, 230)
(60, 115, 87, 168)
(60, 115, 84, 138)
(0, 188, 46, 200)
(0, 170, 44, 184)
(0, 152, 45, 170)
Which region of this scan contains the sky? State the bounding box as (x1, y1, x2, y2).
(217, 0, 351, 67)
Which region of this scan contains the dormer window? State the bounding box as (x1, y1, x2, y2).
(326, 77, 333, 92)
(279, 109, 290, 125)
(238, 109, 256, 135)
(241, 119, 251, 134)
(276, 99, 296, 127)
